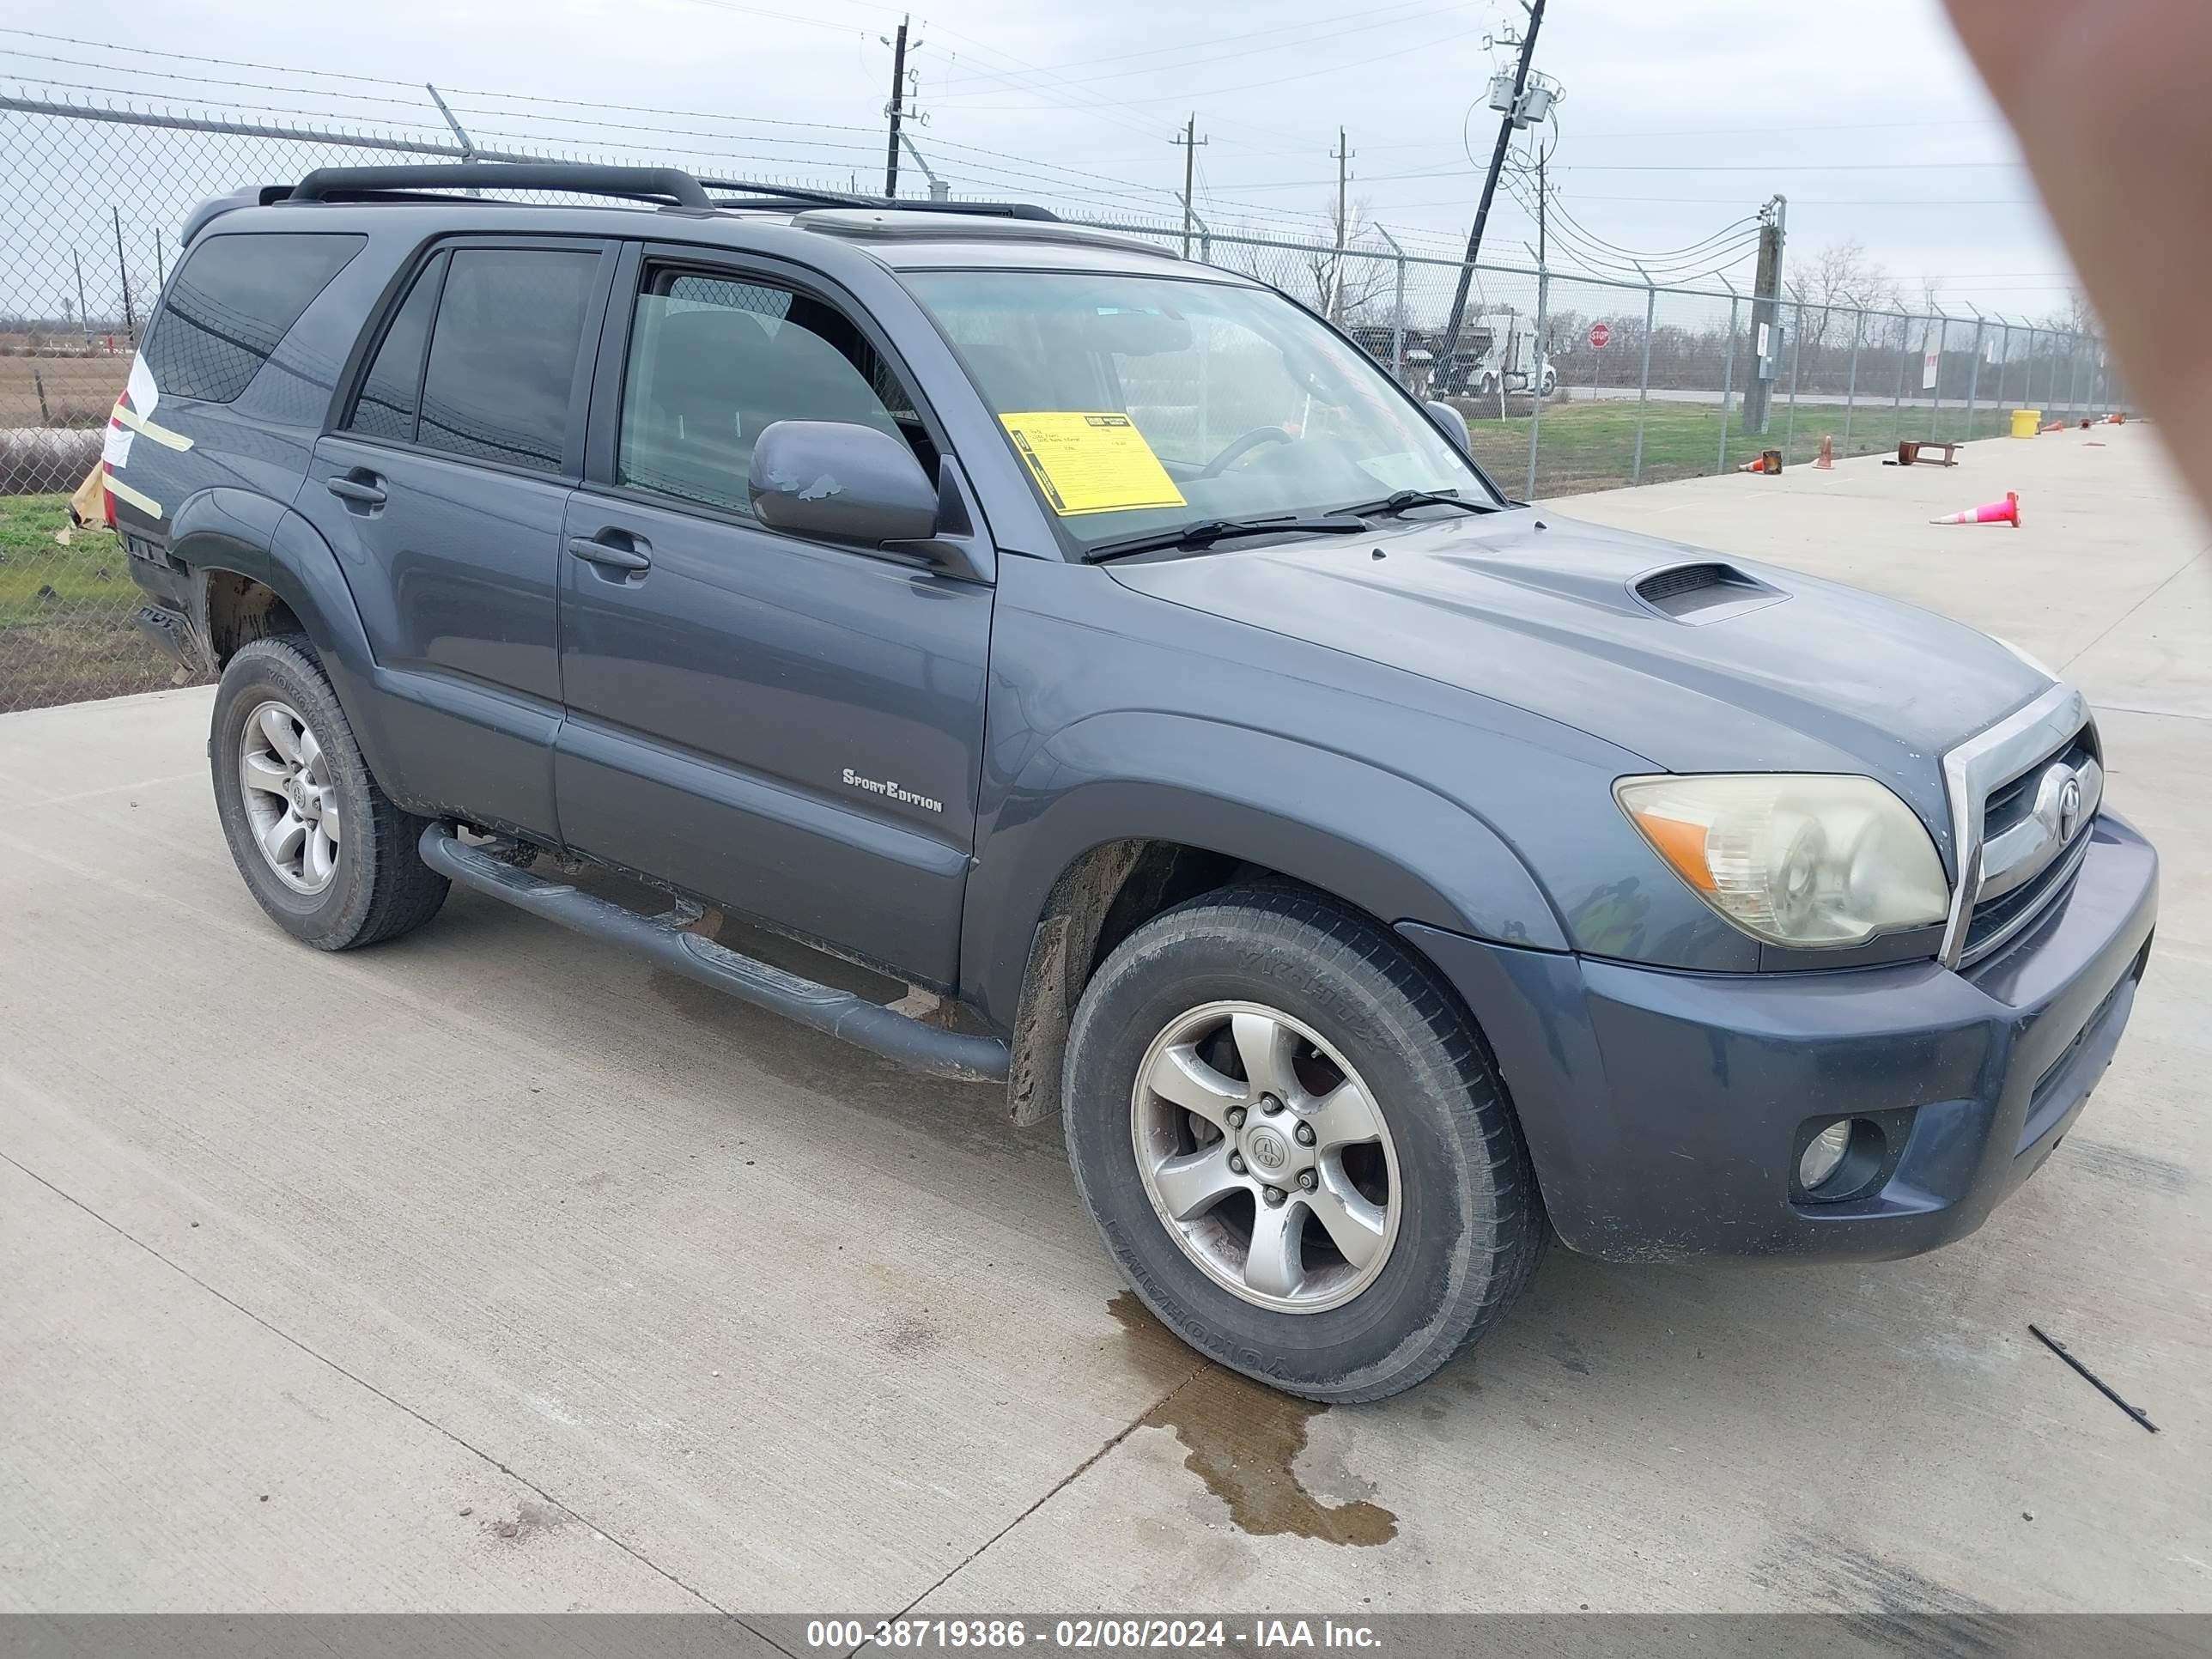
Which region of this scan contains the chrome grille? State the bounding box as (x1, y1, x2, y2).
(1938, 684, 2101, 969)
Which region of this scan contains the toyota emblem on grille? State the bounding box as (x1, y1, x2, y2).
(2057, 775, 2084, 842)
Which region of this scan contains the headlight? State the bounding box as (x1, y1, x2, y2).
(1614, 774, 1949, 948)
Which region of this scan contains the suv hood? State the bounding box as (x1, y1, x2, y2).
(1105, 507, 2050, 833)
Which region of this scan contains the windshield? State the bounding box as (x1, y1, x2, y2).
(903, 269, 1501, 552)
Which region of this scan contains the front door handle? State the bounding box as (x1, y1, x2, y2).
(567, 533, 652, 574)
(326, 473, 386, 507)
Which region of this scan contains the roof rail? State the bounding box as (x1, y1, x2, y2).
(288, 162, 714, 210)
(700, 178, 1058, 221)
(795, 210, 1176, 258)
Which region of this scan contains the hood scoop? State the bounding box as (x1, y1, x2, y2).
(1632, 561, 1787, 624)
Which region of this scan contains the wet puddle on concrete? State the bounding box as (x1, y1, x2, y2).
(1109, 1291, 1397, 1547)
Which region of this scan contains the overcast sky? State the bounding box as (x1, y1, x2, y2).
(6, 0, 2081, 319)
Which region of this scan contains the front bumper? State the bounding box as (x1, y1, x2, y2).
(1403, 811, 2158, 1263)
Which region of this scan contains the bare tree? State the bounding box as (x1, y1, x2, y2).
(1789, 237, 1900, 357)
(1296, 197, 1396, 324)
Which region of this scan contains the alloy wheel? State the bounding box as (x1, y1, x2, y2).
(1130, 1000, 1402, 1313)
(236, 698, 341, 895)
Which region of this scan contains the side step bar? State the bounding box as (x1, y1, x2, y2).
(419, 825, 1010, 1083)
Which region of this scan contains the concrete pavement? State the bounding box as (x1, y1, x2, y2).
(1, 422, 2206, 1614)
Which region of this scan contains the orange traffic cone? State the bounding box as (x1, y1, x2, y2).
(2040, 420, 2065, 434)
(1814, 434, 1835, 470)
(2108, 411, 2124, 425)
(1932, 490, 2020, 528)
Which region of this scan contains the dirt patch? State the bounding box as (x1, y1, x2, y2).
(484, 1498, 572, 1543)
(0, 353, 130, 428)
(1109, 1291, 1397, 1547)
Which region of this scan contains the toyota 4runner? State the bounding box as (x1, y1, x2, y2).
(111, 163, 2157, 1401)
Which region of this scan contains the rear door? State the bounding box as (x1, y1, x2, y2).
(553, 247, 994, 988)
(298, 236, 613, 838)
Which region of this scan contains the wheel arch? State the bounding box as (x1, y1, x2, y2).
(168, 487, 409, 797)
(972, 716, 1568, 1125)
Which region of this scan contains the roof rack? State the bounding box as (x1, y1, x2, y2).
(276, 161, 1058, 223)
(700, 178, 1059, 221)
(289, 162, 715, 209)
(794, 209, 1177, 258)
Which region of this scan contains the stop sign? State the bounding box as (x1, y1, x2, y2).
(1589, 321, 1612, 349)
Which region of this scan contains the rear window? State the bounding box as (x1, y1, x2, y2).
(143, 233, 365, 404)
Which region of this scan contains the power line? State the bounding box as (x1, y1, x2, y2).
(930, 0, 1460, 90)
(0, 27, 425, 85)
(1556, 160, 2027, 173)
(929, 21, 1490, 110)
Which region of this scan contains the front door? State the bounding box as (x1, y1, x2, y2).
(299, 237, 612, 837)
(554, 253, 993, 988)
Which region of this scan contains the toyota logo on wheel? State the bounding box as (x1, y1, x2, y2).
(1246, 1127, 1288, 1170)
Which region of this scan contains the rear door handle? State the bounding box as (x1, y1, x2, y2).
(567, 533, 652, 574)
(325, 474, 386, 507)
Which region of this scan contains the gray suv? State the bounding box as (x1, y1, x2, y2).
(112, 164, 2156, 1401)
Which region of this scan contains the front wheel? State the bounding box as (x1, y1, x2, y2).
(1063, 884, 1544, 1401)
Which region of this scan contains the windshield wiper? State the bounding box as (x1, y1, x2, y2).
(1083, 514, 1371, 563)
(1340, 489, 1498, 520)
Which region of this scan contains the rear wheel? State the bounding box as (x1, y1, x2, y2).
(210, 636, 448, 950)
(1063, 883, 1544, 1401)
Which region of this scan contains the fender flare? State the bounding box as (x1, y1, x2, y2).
(963, 710, 1570, 1028)
(167, 487, 409, 797)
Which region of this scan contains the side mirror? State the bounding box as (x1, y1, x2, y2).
(749, 420, 939, 546)
(1425, 399, 1472, 455)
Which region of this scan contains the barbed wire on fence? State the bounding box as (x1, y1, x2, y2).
(0, 94, 2119, 714)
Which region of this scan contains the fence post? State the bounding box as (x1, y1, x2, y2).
(1525, 258, 1549, 501)
(1716, 279, 1740, 476)
(1377, 226, 1407, 378)
(1995, 315, 2011, 410)
(1890, 314, 1909, 447)
(1784, 297, 1803, 462)
(1928, 307, 1946, 441)
(1842, 306, 1863, 453)
(112, 205, 136, 338)
(1632, 265, 1656, 485)
(1964, 303, 1984, 439)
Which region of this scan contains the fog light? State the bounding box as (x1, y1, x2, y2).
(1799, 1120, 1854, 1191)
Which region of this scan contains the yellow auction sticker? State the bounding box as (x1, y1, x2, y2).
(998, 411, 1188, 516)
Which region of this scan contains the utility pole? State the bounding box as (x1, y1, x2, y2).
(73, 250, 88, 343)
(1742, 194, 1788, 434)
(1535, 142, 1547, 269)
(1436, 0, 1546, 381)
(882, 16, 913, 199)
(1171, 115, 1207, 259)
(1329, 127, 1353, 320)
(112, 206, 136, 337)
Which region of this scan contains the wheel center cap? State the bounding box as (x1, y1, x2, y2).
(1243, 1123, 1291, 1175)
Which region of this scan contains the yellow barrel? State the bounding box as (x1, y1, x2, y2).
(2011, 408, 2043, 438)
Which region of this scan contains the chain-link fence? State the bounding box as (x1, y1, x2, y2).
(0, 95, 2118, 713)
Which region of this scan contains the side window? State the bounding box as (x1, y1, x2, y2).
(415, 247, 598, 474)
(345, 252, 445, 443)
(142, 233, 364, 404)
(616, 267, 934, 517)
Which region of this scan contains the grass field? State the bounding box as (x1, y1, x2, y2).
(1455, 396, 2023, 498)
(0, 352, 131, 428)
(0, 492, 188, 712)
